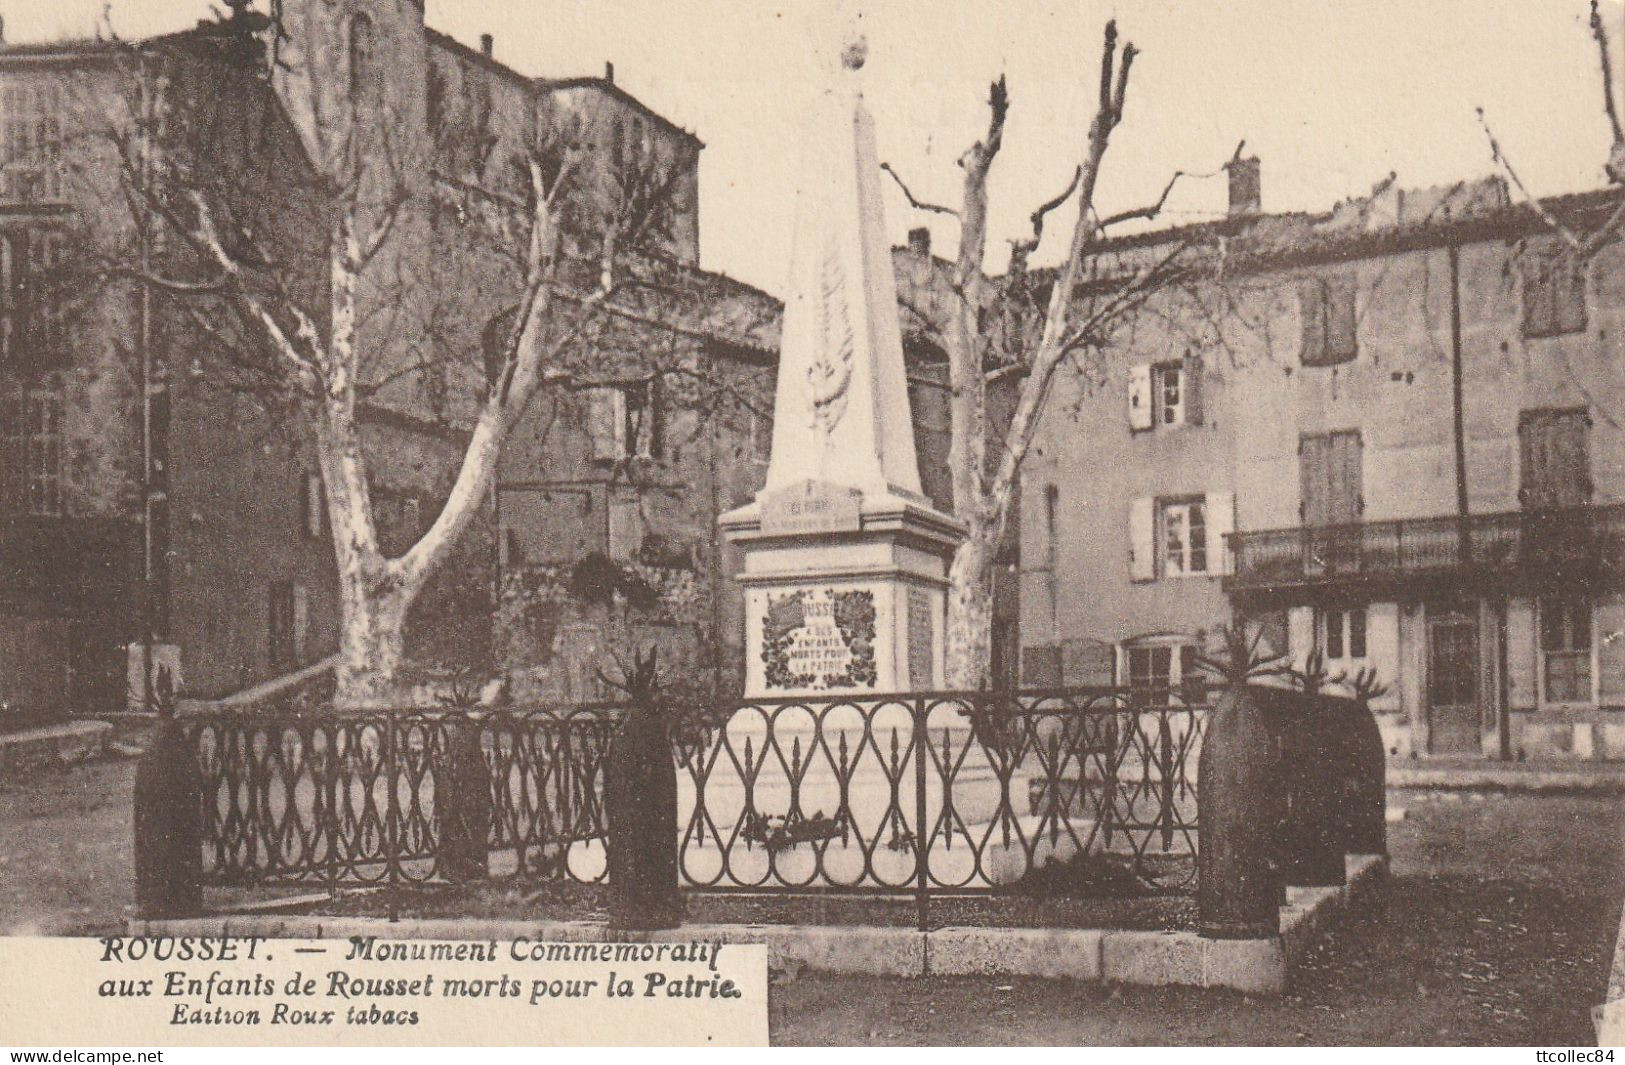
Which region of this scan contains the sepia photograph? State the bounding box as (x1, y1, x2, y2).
(0, 0, 1622, 1050)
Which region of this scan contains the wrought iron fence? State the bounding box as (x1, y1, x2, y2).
(187, 686, 1206, 914)
(190, 706, 616, 887)
(675, 687, 1207, 913)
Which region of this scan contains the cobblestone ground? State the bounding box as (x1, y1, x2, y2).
(1, 758, 1621, 1044)
(772, 789, 1625, 1046)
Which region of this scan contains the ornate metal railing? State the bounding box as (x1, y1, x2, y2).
(1227, 504, 1625, 590)
(188, 687, 1207, 913)
(676, 687, 1206, 907)
(190, 707, 616, 886)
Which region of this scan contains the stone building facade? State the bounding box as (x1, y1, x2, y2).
(1022, 169, 1625, 760)
(0, 1, 779, 715)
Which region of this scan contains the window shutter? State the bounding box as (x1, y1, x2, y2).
(1298, 280, 1326, 365)
(1129, 496, 1155, 582)
(1204, 490, 1233, 575)
(1506, 598, 1538, 711)
(302, 472, 325, 539)
(1183, 350, 1204, 426)
(1287, 606, 1316, 674)
(647, 376, 666, 459)
(1522, 247, 1557, 337)
(1325, 276, 1358, 362)
(586, 387, 625, 462)
(1598, 598, 1625, 703)
(1364, 603, 1400, 710)
(1128, 364, 1153, 431)
(292, 584, 309, 661)
(1557, 253, 1588, 336)
(1299, 434, 1329, 526)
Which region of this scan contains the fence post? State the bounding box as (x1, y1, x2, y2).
(133, 711, 203, 919)
(1344, 694, 1388, 858)
(914, 696, 929, 934)
(436, 714, 492, 883)
(386, 713, 399, 923)
(1198, 683, 1281, 939)
(1278, 694, 1347, 888)
(604, 651, 682, 931)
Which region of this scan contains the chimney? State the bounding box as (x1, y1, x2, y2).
(907, 226, 931, 257)
(480, 33, 493, 58)
(1228, 155, 1261, 216)
(604, 61, 615, 83)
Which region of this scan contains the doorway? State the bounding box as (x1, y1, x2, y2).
(1428, 606, 1481, 754)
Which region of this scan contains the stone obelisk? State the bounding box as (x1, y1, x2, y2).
(719, 32, 965, 699)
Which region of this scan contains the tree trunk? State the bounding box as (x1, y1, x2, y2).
(334, 574, 412, 709)
(944, 531, 996, 690)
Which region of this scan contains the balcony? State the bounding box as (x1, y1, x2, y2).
(1225, 505, 1625, 595)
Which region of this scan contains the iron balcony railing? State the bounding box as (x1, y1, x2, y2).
(1226, 504, 1625, 591)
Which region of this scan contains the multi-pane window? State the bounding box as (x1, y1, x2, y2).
(1124, 640, 1198, 704)
(1321, 606, 1368, 661)
(1523, 242, 1587, 338)
(1299, 275, 1358, 366)
(1161, 499, 1207, 576)
(1154, 363, 1184, 427)
(1, 228, 67, 369)
(1541, 598, 1592, 703)
(1, 377, 64, 516)
(0, 82, 63, 202)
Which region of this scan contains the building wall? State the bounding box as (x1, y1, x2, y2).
(1019, 285, 1236, 686)
(1026, 184, 1625, 759)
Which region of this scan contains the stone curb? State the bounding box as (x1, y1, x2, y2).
(1388, 768, 1625, 794)
(0, 720, 112, 777)
(129, 855, 1387, 996)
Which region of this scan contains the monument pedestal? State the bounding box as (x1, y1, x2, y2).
(721, 480, 965, 698)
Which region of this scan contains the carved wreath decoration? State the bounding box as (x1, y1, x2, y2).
(761, 589, 878, 690)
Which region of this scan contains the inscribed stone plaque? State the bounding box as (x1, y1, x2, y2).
(760, 479, 862, 537)
(907, 588, 933, 690)
(761, 587, 877, 690)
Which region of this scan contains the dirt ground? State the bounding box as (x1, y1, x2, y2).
(770, 789, 1625, 1046)
(0, 758, 137, 935)
(1, 760, 1621, 1045)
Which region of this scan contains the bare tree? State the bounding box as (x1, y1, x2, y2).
(48, 8, 759, 707)
(887, 20, 1205, 687)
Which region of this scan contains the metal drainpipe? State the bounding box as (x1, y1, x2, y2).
(139, 65, 156, 714)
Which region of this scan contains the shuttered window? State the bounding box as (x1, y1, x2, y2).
(1522, 242, 1587, 338)
(1299, 276, 1358, 366)
(1519, 408, 1591, 509)
(1300, 430, 1362, 526)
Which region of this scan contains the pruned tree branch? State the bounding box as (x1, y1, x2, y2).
(1593, 0, 1625, 184)
(881, 162, 958, 216)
